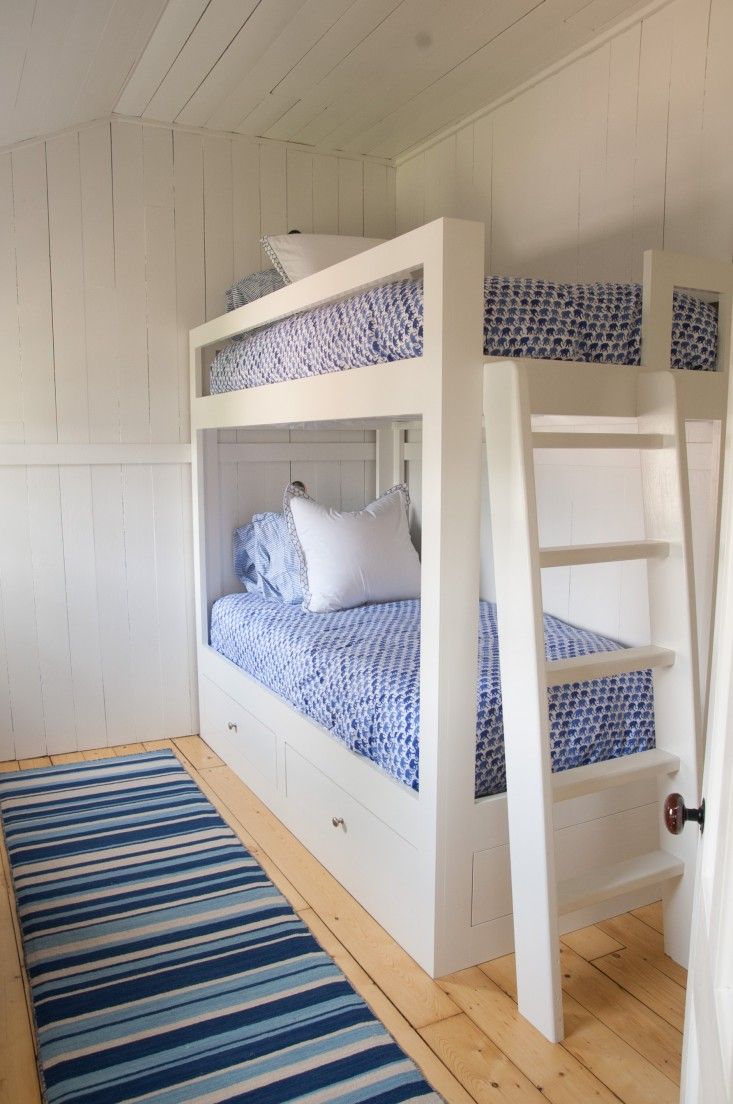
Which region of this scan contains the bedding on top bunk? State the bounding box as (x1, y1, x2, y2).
(209, 275, 718, 393)
(210, 594, 654, 798)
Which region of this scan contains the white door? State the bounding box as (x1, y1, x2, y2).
(680, 415, 733, 1101)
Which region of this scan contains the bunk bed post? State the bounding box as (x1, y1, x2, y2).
(190, 332, 223, 658)
(417, 218, 484, 974)
(375, 424, 405, 495)
(483, 360, 564, 1043)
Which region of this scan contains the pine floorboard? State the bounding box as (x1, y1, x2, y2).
(0, 736, 686, 1104)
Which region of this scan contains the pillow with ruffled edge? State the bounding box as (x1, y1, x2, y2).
(283, 482, 420, 613)
(261, 233, 385, 284)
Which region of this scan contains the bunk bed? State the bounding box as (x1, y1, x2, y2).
(190, 219, 732, 1042)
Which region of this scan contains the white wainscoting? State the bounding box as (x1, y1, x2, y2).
(395, 0, 733, 282)
(0, 118, 394, 760)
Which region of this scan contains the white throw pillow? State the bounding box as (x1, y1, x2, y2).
(262, 233, 385, 283)
(283, 483, 420, 613)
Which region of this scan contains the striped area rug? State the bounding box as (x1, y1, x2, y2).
(0, 751, 441, 1104)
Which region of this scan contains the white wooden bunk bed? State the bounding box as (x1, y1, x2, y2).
(189, 218, 732, 1043)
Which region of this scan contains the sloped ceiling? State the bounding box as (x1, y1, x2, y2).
(3, 0, 657, 158)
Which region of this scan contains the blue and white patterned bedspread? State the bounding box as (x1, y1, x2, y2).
(210, 595, 655, 797)
(210, 275, 717, 392)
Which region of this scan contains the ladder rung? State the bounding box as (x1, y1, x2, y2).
(546, 644, 674, 686)
(552, 748, 680, 802)
(558, 851, 683, 915)
(539, 540, 669, 569)
(532, 432, 665, 450)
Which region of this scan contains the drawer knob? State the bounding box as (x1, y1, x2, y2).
(331, 816, 345, 829)
(227, 721, 238, 732)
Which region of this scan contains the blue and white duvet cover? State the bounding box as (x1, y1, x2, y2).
(210, 275, 717, 393)
(210, 595, 655, 798)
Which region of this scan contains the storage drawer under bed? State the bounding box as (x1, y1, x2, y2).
(283, 743, 421, 943)
(199, 676, 277, 786)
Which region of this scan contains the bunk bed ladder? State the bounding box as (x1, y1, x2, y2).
(484, 360, 706, 1043)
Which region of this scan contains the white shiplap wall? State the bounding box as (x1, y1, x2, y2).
(395, 0, 732, 281)
(0, 118, 395, 760)
(395, 0, 726, 649)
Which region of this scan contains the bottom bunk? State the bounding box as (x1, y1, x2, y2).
(198, 596, 679, 977)
(210, 593, 655, 799)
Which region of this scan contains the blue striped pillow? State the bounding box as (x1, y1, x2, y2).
(233, 513, 303, 604)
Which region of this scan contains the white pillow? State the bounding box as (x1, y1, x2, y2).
(262, 233, 385, 283)
(283, 483, 420, 613)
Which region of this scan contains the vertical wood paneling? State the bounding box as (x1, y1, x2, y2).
(313, 155, 339, 234)
(232, 136, 261, 280)
(46, 133, 89, 444)
(12, 143, 56, 443)
(27, 467, 76, 753)
(0, 469, 45, 756)
(91, 464, 134, 747)
(395, 0, 726, 285)
(287, 148, 314, 232)
(0, 153, 23, 443)
(203, 135, 234, 321)
(259, 140, 287, 248)
(173, 129, 205, 438)
(112, 120, 149, 443)
(0, 120, 376, 758)
(698, 0, 733, 260)
(122, 464, 164, 743)
(58, 466, 107, 750)
(80, 123, 118, 444)
(632, 6, 673, 264)
(144, 129, 179, 443)
(153, 465, 194, 738)
(338, 159, 364, 235)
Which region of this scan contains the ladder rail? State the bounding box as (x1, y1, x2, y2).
(483, 359, 564, 1043)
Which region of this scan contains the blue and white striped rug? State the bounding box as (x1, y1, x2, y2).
(0, 751, 440, 1103)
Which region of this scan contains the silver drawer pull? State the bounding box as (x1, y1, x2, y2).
(227, 721, 238, 732)
(331, 816, 345, 829)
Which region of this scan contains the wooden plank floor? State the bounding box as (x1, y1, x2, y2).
(0, 737, 685, 1104)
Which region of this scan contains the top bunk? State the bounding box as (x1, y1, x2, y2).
(190, 219, 732, 431)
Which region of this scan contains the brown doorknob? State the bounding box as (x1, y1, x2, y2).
(664, 793, 705, 835)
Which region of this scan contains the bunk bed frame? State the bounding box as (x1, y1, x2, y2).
(190, 218, 732, 1043)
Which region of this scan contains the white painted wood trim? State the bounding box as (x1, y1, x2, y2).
(546, 644, 675, 686)
(0, 443, 191, 465)
(532, 431, 665, 450)
(552, 748, 680, 802)
(217, 442, 375, 464)
(539, 539, 669, 568)
(483, 358, 563, 1043)
(558, 851, 684, 915)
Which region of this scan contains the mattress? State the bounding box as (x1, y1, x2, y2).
(210, 594, 655, 798)
(209, 275, 718, 393)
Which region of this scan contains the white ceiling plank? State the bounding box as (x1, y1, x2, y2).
(567, 0, 645, 31)
(176, 0, 310, 127)
(237, 93, 303, 140)
(115, 0, 211, 117)
(0, 0, 670, 159)
(35, 1, 119, 138)
(0, 1, 35, 143)
(143, 0, 260, 123)
(204, 0, 357, 133)
(74, 0, 171, 123)
(5, 0, 80, 146)
(296, 0, 541, 149)
(357, 0, 614, 157)
(264, 0, 462, 143)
